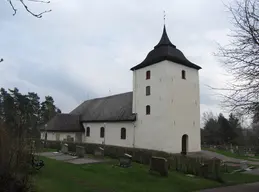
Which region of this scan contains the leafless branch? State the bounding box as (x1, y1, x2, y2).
(28, 0, 50, 3)
(214, 0, 259, 116)
(6, 0, 51, 18)
(7, 0, 17, 16)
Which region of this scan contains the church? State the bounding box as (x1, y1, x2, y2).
(41, 25, 202, 154)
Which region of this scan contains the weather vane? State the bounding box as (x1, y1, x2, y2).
(163, 10, 166, 25)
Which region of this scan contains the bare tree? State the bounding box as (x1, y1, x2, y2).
(215, 0, 259, 115)
(6, 0, 51, 18)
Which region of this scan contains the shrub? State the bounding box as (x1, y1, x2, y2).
(0, 123, 32, 192)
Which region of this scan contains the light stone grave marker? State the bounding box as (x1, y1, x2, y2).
(61, 143, 68, 154)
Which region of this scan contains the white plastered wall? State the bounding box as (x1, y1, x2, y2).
(82, 122, 135, 148)
(133, 60, 200, 153)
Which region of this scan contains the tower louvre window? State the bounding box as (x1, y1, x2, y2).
(146, 70, 151, 79)
(146, 105, 151, 115)
(182, 70, 186, 79)
(146, 86, 151, 96)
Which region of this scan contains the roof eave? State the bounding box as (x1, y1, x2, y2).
(131, 58, 202, 71)
(80, 119, 136, 123)
(42, 129, 84, 133)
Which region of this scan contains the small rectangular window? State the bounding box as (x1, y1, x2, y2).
(100, 127, 105, 138)
(121, 128, 126, 140)
(182, 70, 186, 79)
(146, 105, 150, 115)
(146, 86, 150, 96)
(146, 70, 150, 80)
(86, 127, 90, 137)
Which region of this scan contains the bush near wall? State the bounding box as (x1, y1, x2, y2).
(43, 140, 223, 182)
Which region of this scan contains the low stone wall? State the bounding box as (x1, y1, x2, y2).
(43, 140, 224, 181)
(43, 140, 171, 164)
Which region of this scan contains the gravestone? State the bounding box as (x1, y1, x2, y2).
(200, 161, 209, 178)
(119, 153, 132, 168)
(238, 147, 245, 156)
(61, 143, 68, 154)
(240, 161, 248, 170)
(211, 157, 221, 180)
(202, 157, 222, 181)
(225, 146, 229, 150)
(76, 145, 85, 158)
(149, 156, 168, 177)
(94, 147, 104, 158)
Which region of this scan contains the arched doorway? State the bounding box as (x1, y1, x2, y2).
(181, 134, 188, 155)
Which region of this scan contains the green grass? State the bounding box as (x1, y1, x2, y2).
(34, 157, 221, 192)
(203, 148, 259, 162)
(41, 148, 57, 152)
(34, 156, 259, 192)
(222, 172, 259, 186)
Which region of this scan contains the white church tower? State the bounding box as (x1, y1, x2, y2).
(131, 25, 202, 154)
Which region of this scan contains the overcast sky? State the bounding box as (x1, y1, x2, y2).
(0, 0, 234, 118)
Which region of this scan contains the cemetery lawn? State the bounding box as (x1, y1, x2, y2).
(34, 157, 221, 192)
(34, 157, 259, 192)
(41, 148, 57, 152)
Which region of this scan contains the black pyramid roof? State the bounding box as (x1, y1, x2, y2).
(130, 25, 201, 71)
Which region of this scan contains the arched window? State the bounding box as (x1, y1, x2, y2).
(146, 105, 150, 115)
(86, 127, 90, 137)
(146, 70, 151, 80)
(121, 128, 126, 140)
(146, 86, 151, 96)
(182, 70, 186, 79)
(100, 127, 105, 138)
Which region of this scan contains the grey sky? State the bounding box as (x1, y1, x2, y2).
(0, 0, 233, 116)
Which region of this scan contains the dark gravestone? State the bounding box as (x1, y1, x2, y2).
(149, 156, 168, 177)
(94, 147, 104, 158)
(119, 153, 132, 168)
(200, 162, 209, 178)
(76, 145, 85, 158)
(211, 157, 221, 181)
(202, 157, 222, 182)
(238, 146, 245, 156)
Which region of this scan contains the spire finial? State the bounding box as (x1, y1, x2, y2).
(163, 10, 166, 25)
